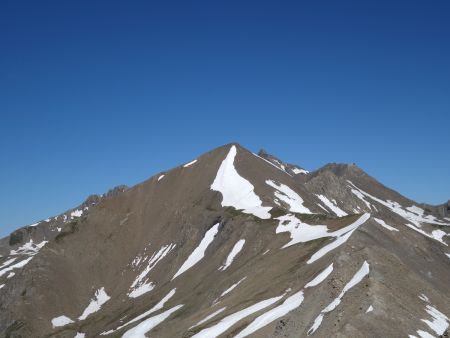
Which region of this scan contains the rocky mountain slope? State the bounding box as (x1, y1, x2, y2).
(1, 143, 449, 338)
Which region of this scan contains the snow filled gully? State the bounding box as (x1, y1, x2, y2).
(193, 263, 334, 338)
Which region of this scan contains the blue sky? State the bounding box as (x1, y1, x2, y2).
(1, 1, 449, 237)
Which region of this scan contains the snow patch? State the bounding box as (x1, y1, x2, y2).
(307, 213, 371, 264)
(235, 290, 304, 338)
(79, 287, 110, 320)
(190, 307, 227, 329)
(51, 315, 74, 328)
(173, 224, 219, 279)
(266, 180, 312, 214)
(70, 209, 83, 218)
(308, 261, 370, 335)
(316, 195, 347, 217)
(183, 159, 197, 167)
(421, 304, 449, 336)
(292, 167, 309, 175)
(10, 239, 48, 256)
(220, 277, 247, 298)
(366, 305, 374, 313)
(192, 295, 283, 338)
(405, 223, 448, 246)
(275, 214, 329, 248)
(122, 305, 184, 338)
(74, 333, 85, 338)
(304, 263, 334, 288)
(219, 239, 245, 271)
(211, 146, 271, 219)
(348, 181, 450, 232)
(129, 243, 176, 298)
(373, 218, 399, 232)
(101, 289, 177, 335)
(0, 257, 33, 277)
(158, 174, 165, 181)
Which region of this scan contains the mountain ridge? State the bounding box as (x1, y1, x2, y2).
(0, 143, 449, 338)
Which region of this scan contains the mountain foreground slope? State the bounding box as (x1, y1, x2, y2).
(1, 143, 449, 338)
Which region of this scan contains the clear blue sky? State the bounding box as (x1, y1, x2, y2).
(1, 1, 449, 237)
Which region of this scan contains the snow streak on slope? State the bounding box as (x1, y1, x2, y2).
(234, 263, 333, 337)
(373, 218, 399, 232)
(128, 243, 176, 298)
(101, 289, 177, 335)
(9, 239, 48, 256)
(275, 213, 370, 253)
(266, 180, 312, 214)
(183, 159, 197, 167)
(173, 223, 219, 279)
(190, 307, 227, 329)
(219, 277, 247, 298)
(348, 181, 450, 237)
(219, 239, 245, 271)
(0, 257, 33, 277)
(234, 290, 305, 338)
(275, 214, 329, 248)
(308, 261, 370, 335)
(307, 213, 371, 264)
(404, 223, 448, 246)
(211, 146, 271, 219)
(410, 296, 449, 338)
(292, 167, 309, 175)
(121, 304, 184, 338)
(420, 305, 449, 336)
(315, 195, 347, 217)
(78, 287, 110, 320)
(51, 315, 74, 328)
(192, 296, 283, 338)
(304, 264, 334, 288)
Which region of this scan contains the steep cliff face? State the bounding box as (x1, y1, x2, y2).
(1, 144, 449, 338)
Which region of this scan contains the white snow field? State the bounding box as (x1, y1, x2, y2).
(211, 146, 271, 219)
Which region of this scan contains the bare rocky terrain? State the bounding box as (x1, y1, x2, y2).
(1, 143, 449, 338)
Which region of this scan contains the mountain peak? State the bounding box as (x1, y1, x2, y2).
(1, 144, 449, 338)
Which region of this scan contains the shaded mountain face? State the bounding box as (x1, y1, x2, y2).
(0, 144, 449, 338)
